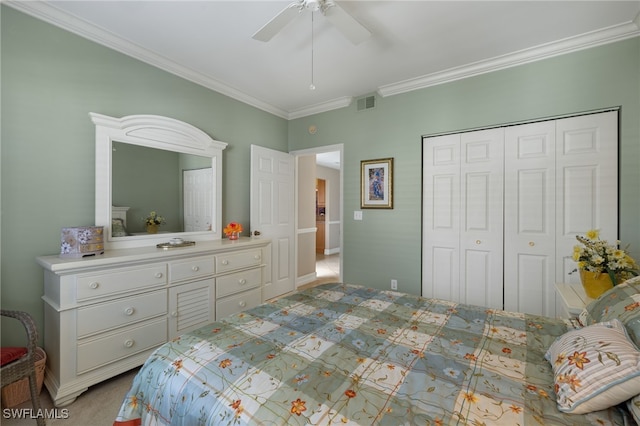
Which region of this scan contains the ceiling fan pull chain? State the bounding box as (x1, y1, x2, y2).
(309, 11, 316, 91)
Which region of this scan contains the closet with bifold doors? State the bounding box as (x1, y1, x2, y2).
(422, 110, 618, 317)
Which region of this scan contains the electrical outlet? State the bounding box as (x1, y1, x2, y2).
(391, 279, 398, 290)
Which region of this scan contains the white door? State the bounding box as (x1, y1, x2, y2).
(460, 129, 504, 309)
(556, 111, 618, 284)
(422, 134, 461, 301)
(504, 121, 556, 315)
(422, 129, 504, 309)
(250, 145, 295, 300)
(183, 168, 213, 232)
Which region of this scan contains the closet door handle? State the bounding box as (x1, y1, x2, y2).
(475, 240, 481, 245)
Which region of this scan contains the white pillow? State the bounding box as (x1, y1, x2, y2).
(545, 319, 640, 414)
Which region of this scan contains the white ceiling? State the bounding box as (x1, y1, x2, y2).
(7, 1, 640, 120)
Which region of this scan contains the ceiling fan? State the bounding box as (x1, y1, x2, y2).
(252, 0, 371, 45)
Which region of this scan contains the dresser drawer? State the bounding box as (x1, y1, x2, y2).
(77, 318, 167, 374)
(170, 256, 215, 282)
(77, 290, 167, 338)
(216, 249, 262, 274)
(216, 268, 261, 298)
(216, 288, 262, 320)
(76, 264, 167, 301)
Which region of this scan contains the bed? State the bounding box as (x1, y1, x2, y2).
(114, 279, 640, 425)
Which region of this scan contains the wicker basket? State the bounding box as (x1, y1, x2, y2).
(1, 347, 46, 408)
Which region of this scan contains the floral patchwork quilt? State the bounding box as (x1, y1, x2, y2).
(114, 283, 630, 425)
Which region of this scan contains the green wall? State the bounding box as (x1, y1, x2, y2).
(0, 7, 288, 344)
(288, 37, 640, 295)
(2, 5, 639, 346)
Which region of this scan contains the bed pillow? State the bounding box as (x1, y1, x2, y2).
(111, 218, 128, 237)
(545, 319, 640, 414)
(581, 276, 640, 347)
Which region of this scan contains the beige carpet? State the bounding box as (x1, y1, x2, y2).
(2, 368, 138, 425)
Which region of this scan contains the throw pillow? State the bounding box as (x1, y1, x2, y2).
(545, 319, 640, 414)
(582, 276, 640, 347)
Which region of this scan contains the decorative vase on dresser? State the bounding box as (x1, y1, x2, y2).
(37, 238, 271, 407)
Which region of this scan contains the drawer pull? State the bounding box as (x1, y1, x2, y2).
(155, 272, 164, 279)
(191, 266, 200, 272)
(222, 260, 229, 265)
(476, 240, 481, 245)
(124, 307, 135, 316)
(238, 301, 246, 308)
(238, 278, 247, 285)
(89, 282, 100, 289)
(171, 311, 178, 317)
(254, 255, 261, 260)
(124, 339, 135, 348)
(529, 241, 535, 247)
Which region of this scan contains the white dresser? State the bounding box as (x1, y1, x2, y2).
(37, 238, 271, 407)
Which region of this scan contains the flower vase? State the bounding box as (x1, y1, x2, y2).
(580, 270, 614, 299)
(146, 224, 159, 234)
(227, 232, 239, 240)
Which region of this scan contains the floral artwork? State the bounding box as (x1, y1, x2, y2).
(361, 158, 393, 209)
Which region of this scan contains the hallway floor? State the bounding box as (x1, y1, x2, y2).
(316, 253, 340, 283)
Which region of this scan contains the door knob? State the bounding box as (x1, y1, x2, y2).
(252, 230, 261, 236)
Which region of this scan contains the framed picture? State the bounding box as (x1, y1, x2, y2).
(361, 158, 393, 209)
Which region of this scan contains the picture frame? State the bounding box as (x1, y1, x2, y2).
(361, 158, 393, 209)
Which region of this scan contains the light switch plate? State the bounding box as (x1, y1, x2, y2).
(354, 211, 363, 220)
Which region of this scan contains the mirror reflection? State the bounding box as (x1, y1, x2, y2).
(111, 142, 213, 237)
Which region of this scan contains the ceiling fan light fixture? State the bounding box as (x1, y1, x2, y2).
(305, 0, 321, 12)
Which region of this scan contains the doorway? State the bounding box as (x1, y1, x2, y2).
(291, 144, 344, 287)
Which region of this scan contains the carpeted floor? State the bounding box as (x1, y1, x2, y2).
(2, 368, 138, 425)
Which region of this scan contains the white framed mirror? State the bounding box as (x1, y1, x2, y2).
(92, 113, 227, 249)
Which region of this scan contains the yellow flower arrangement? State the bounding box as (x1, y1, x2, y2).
(223, 222, 243, 239)
(571, 229, 638, 286)
(144, 211, 165, 226)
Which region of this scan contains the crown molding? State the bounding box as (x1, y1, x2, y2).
(287, 96, 353, 120)
(6, 1, 640, 120)
(378, 20, 640, 98)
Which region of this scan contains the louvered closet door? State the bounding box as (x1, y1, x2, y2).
(422, 134, 461, 302)
(504, 121, 556, 315)
(556, 111, 618, 285)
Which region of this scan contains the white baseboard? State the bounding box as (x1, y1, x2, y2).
(296, 272, 317, 287)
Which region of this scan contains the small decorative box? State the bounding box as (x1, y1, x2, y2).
(60, 227, 104, 258)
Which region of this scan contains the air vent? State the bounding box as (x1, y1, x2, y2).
(356, 95, 376, 111)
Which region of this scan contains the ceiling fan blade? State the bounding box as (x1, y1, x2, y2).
(252, 2, 302, 42)
(324, 3, 371, 45)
